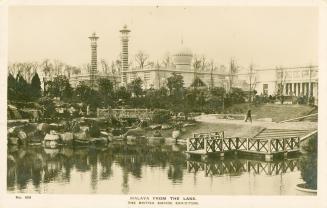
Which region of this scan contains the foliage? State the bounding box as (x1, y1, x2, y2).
(190, 77, 206, 88)
(38, 96, 56, 117)
(300, 134, 317, 189)
(167, 73, 184, 97)
(30, 72, 42, 99)
(89, 121, 101, 137)
(46, 75, 73, 101)
(224, 88, 246, 106)
(116, 86, 131, 101)
(98, 78, 114, 106)
(127, 78, 143, 97)
(152, 109, 171, 124)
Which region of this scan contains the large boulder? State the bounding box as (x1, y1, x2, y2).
(8, 137, 20, 145)
(37, 123, 50, 133)
(73, 131, 88, 140)
(60, 132, 74, 145)
(17, 130, 27, 140)
(80, 126, 90, 133)
(124, 127, 145, 137)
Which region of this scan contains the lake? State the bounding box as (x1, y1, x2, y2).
(7, 138, 313, 195)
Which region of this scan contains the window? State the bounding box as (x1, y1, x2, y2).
(263, 84, 268, 95)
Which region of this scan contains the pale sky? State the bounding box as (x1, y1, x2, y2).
(8, 6, 318, 69)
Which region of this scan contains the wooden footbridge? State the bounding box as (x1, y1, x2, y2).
(97, 108, 153, 120)
(186, 131, 301, 161)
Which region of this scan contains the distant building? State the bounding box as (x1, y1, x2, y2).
(254, 66, 318, 98)
(125, 45, 227, 89)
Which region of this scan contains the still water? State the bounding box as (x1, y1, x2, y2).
(7, 139, 312, 195)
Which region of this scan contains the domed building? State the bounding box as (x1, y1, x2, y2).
(124, 43, 227, 89)
(122, 27, 227, 89)
(173, 46, 193, 71)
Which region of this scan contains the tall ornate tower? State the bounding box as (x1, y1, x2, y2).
(88, 32, 99, 88)
(120, 25, 130, 86)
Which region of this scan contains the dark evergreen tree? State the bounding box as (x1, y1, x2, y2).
(16, 73, 31, 101)
(8, 73, 17, 101)
(30, 72, 42, 99)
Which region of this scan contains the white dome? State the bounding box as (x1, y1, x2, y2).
(173, 46, 193, 68)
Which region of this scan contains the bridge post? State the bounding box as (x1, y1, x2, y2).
(186, 138, 190, 151)
(204, 137, 207, 153)
(265, 154, 273, 162)
(201, 154, 208, 161)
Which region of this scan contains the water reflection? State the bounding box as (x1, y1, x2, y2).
(187, 159, 299, 177)
(7, 141, 306, 195)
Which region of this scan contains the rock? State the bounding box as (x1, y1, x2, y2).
(172, 130, 181, 139)
(100, 131, 109, 137)
(37, 123, 50, 133)
(125, 127, 145, 137)
(90, 137, 108, 146)
(161, 124, 172, 130)
(8, 127, 17, 134)
(44, 132, 61, 148)
(150, 124, 162, 130)
(8, 137, 19, 145)
(17, 130, 27, 140)
(44, 133, 60, 141)
(73, 131, 88, 140)
(49, 123, 62, 131)
(182, 123, 196, 128)
(60, 132, 74, 145)
(80, 126, 90, 133)
(7, 155, 16, 165)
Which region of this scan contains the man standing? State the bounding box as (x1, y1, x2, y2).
(245, 109, 252, 123)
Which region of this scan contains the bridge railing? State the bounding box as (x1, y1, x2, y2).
(187, 131, 300, 154)
(97, 108, 153, 119)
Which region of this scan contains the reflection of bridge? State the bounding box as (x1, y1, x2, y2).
(97, 108, 153, 120)
(187, 158, 299, 176)
(186, 131, 301, 161)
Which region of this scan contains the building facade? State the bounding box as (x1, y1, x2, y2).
(254, 66, 318, 101)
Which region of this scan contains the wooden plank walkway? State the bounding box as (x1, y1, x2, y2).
(186, 131, 301, 161)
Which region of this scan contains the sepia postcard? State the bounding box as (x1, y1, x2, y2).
(0, 0, 326, 208)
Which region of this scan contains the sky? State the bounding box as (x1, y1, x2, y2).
(8, 6, 318, 69)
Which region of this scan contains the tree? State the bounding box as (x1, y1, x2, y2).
(192, 54, 202, 71)
(30, 72, 42, 99)
(276, 66, 286, 96)
(75, 82, 101, 108)
(47, 75, 73, 101)
(16, 72, 31, 101)
(98, 78, 114, 106)
(75, 82, 92, 103)
(8, 73, 17, 101)
(228, 58, 239, 90)
(127, 78, 143, 97)
(248, 64, 256, 102)
(162, 53, 172, 68)
(225, 88, 246, 106)
(209, 60, 217, 89)
(166, 73, 184, 97)
(190, 77, 206, 88)
(116, 86, 131, 101)
(134, 51, 149, 69)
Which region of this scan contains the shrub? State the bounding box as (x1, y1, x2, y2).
(152, 109, 171, 124)
(299, 135, 317, 189)
(89, 121, 101, 137)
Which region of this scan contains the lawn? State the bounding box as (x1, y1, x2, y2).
(225, 103, 316, 122)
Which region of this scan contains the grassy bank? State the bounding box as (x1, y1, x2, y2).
(225, 103, 316, 122)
